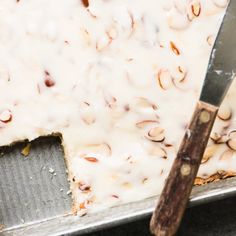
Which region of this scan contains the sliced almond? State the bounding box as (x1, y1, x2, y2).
(135, 97, 157, 110)
(104, 93, 117, 109)
(191, 1, 201, 17)
(217, 104, 232, 121)
(210, 132, 221, 142)
(135, 120, 159, 129)
(157, 69, 173, 90)
(170, 41, 180, 55)
(81, 143, 112, 157)
(187, 1, 201, 20)
(145, 127, 165, 142)
(201, 145, 218, 164)
(219, 150, 234, 161)
(228, 130, 236, 139)
(210, 132, 228, 144)
(171, 65, 187, 83)
(149, 145, 167, 159)
(227, 139, 236, 151)
(0, 109, 12, 123)
(78, 181, 91, 192)
(84, 157, 99, 163)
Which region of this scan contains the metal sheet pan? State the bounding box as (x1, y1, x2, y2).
(1, 138, 236, 236)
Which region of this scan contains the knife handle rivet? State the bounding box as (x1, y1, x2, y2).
(199, 110, 210, 123)
(180, 164, 191, 176)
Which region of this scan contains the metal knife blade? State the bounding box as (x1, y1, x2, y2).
(150, 2, 236, 235)
(200, 0, 236, 107)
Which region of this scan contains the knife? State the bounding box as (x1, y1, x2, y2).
(150, 1, 236, 236)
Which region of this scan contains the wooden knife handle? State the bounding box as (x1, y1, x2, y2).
(150, 101, 218, 236)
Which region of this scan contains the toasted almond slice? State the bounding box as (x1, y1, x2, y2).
(187, 1, 201, 21)
(170, 41, 180, 55)
(227, 139, 236, 151)
(195, 171, 236, 185)
(135, 97, 158, 110)
(219, 150, 234, 161)
(191, 1, 201, 16)
(145, 127, 165, 142)
(82, 143, 112, 157)
(0, 109, 12, 123)
(171, 66, 187, 83)
(84, 157, 99, 163)
(78, 181, 91, 192)
(104, 93, 117, 109)
(194, 177, 205, 185)
(210, 132, 228, 144)
(149, 145, 167, 159)
(157, 69, 173, 90)
(217, 104, 232, 121)
(210, 132, 221, 142)
(228, 130, 236, 139)
(135, 120, 159, 129)
(201, 145, 218, 164)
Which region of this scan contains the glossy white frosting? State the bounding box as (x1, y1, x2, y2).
(0, 0, 235, 214)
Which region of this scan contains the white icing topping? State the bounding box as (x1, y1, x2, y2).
(0, 0, 234, 214)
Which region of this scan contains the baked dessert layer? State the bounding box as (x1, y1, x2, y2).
(0, 0, 235, 215)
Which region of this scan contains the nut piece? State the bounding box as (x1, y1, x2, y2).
(210, 132, 228, 144)
(83, 143, 112, 157)
(21, 143, 31, 157)
(170, 41, 180, 55)
(187, 1, 201, 20)
(227, 139, 236, 151)
(149, 145, 167, 159)
(228, 130, 236, 139)
(145, 127, 165, 142)
(84, 157, 99, 163)
(135, 120, 159, 129)
(191, 1, 201, 17)
(202, 145, 218, 164)
(44, 70, 55, 87)
(0, 109, 12, 123)
(157, 69, 173, 90)
(217, 104, 232, 121)
(135, 97, 158, 110)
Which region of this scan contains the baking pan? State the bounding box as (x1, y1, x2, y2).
(1, 137, 236, 236)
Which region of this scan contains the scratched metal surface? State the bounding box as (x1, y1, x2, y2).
(0, 137, 236, 236)
(0, 137, 72, 232)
